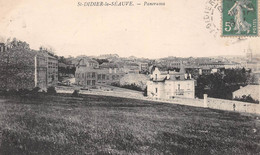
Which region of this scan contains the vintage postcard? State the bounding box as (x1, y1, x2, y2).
(0, 0, 260, 154)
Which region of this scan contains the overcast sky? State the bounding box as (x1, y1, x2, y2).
(0, 0, 259, 58)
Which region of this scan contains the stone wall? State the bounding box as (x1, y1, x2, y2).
(207, 97, 260, 114)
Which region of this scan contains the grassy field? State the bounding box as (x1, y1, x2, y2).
(0, 94, 259, 155)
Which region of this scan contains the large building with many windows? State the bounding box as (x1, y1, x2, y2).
(75, 58, 125, 88)
(39, 51, 58, 87)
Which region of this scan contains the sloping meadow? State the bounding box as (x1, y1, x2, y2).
(0, 94, 259, 154)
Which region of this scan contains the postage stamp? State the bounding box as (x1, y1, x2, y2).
(222, 0, 258, 37)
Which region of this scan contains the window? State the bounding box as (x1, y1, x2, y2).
(92, 80, 96, 86)
(92, 72, 96, 78)
(178, 84, 180, 90)
(98, 74, 101, 80)
(155, 88, 158, 93)
(102, 74, 105, 80)
(87, 73, 91, 78)
(87, 80, 91, 85)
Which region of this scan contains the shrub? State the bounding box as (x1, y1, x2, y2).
(18, 89, 30, 96)
(234, 95, 259, 104)
(0, 90, 8, 96)
(112, 83, 143, 92)
(29, 87, 41, 98)
(7, 89, 18, 96)
(111, 82, 120, 87)
(143, 87, 147, 96)
(121, 84, 143, 91)
(47, 87, 56, 95)
(31, 87, 41, 94)
(72, 90, 80, 97)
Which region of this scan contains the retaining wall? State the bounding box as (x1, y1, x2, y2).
(207, 97, 260, 114)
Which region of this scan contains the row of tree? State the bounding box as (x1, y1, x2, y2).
(195, 68, 255, 100)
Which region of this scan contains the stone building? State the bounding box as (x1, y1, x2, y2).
(75, 58, 125, 88)
(147, 67, 195, 99)
(39, 51, 58, 86)
(139, 63, 149, 73)
(123, 62, 139, 74)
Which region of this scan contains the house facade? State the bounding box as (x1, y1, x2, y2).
(147, 67, 195, 99)
(139, 63, 149, 73)
(46, 54, 58, 86)
(75, 58, 125, 88)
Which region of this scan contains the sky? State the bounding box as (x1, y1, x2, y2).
(0, 0, 259, 58)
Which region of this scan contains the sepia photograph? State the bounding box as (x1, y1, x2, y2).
(0, 0, 259, 154)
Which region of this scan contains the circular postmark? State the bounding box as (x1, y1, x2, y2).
(203, 0, 222, 37)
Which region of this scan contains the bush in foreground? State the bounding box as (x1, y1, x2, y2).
(47, 87, 56, 95)
(71, 90, 80, 97)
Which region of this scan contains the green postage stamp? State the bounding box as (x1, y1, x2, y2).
(222, 0, 258, 36)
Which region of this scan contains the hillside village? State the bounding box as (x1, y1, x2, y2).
(1, 38, 260, 155)
(0, 38, 260, 106)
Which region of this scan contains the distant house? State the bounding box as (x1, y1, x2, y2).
(169, 61, 182, 68)
(198, 62, 225, 75)
(224, 62, 242, 69)
(77, 58, 99, 68)
(75, 58, 125, 87)
(99, 62, 121, 69)
(0, 43, 7, 52)
(232, 85, 259, 101)
(123, 62, 140, 74)
(147, 66, 195, 99)
(198, 62, 225, 68)
(246, 61, 260, 72)
(139, 63, 149, 74)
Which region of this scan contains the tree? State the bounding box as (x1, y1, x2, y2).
(93, 58, 109, 65)
(234, 95, 259, 104)
(195, 68, 254, 100)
